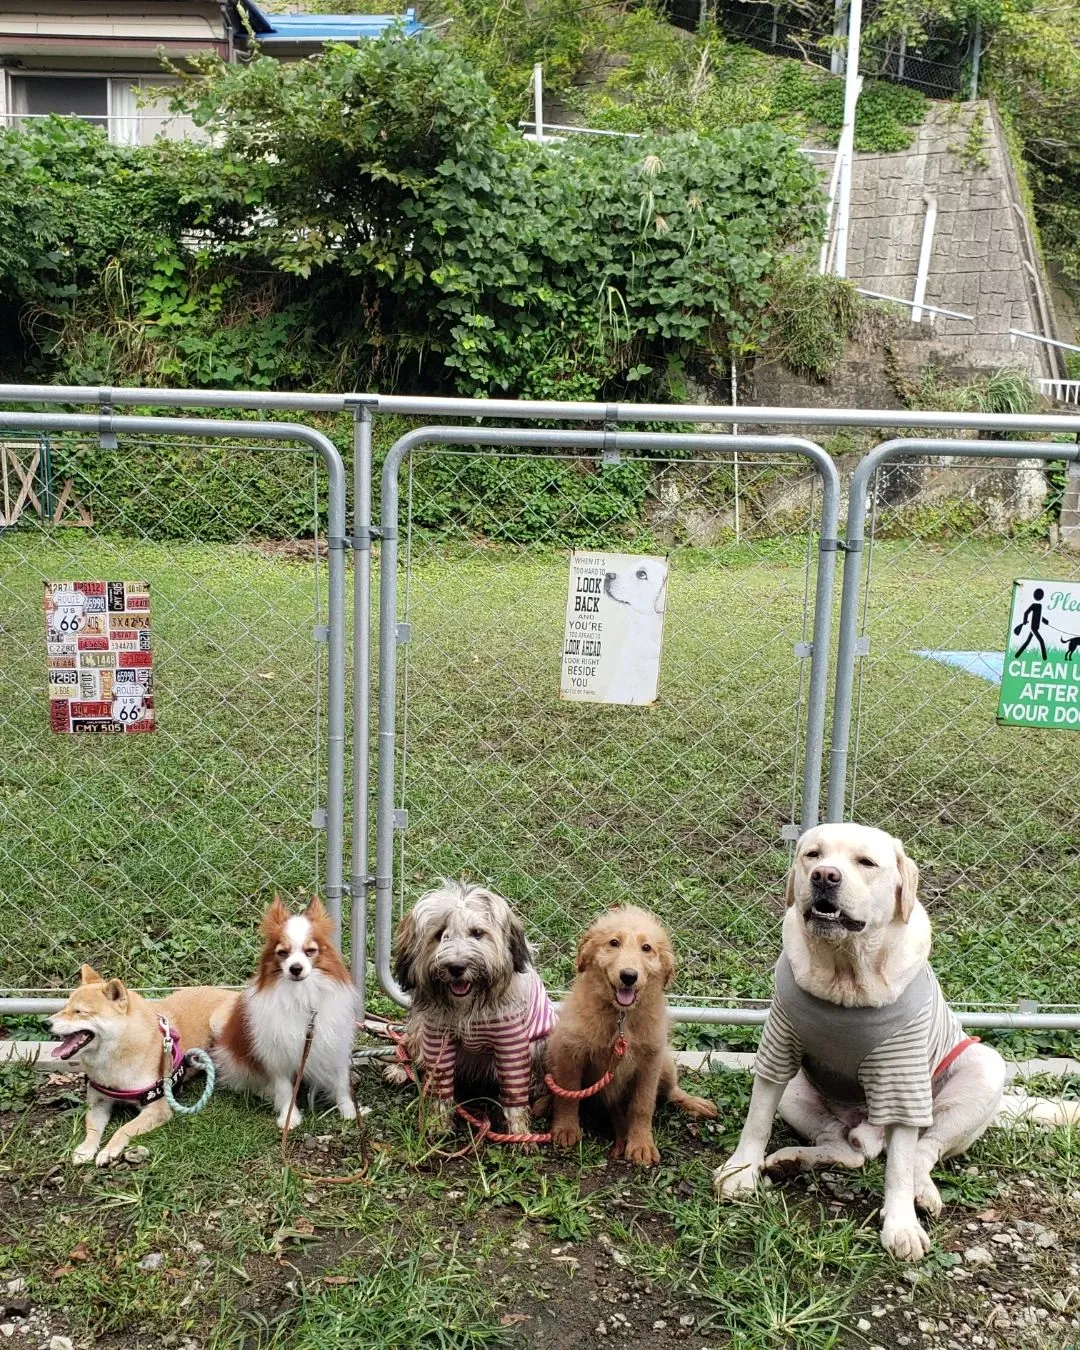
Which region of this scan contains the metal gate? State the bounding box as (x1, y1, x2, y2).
(0, 412, 346, 1013)
(5, 387, 1080, 1030)
(830, 439, 1080, 1027)
(372, 427, 840, 1019)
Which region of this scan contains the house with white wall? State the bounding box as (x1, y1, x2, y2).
(0, 0, 420, 143)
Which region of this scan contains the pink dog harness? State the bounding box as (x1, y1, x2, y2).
(88, 1015, 186, 1108)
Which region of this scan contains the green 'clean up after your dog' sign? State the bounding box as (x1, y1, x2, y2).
(997, 579, 1080, 729)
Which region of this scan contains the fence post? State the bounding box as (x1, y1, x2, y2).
(349, 399, 377, 1014)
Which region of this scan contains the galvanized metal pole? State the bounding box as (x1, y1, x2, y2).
(970, 16, 981, 101)
(349, 401, 376, 1015)
(7, 385, 1080, 434)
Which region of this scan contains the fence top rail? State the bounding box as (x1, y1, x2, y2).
(6, 385, 1080, 435)
(0, 410, 345, 487)
(849, 436, 1079, 540)
(379, 425, 840, 492)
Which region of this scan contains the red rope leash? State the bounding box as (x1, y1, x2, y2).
(380, 1022, 552, 1147)
(543, 1036, 628, 1100)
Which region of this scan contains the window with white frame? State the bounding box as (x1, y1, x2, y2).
(10, 75, 200, 145)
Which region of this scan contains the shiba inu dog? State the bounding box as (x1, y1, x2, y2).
(49, 965, 238, 1166)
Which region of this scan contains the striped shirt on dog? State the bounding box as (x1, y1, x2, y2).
(754, 955, 967, 1129)
(419, 971, 558, 1106)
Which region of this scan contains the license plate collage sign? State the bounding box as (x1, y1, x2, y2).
(44, 581, 155, 734)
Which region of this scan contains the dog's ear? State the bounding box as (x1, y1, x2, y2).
(657, 933, 676, 988)
(392, 911, 419, 992)
(261, 895, 290, 938)
(80, 963, 103, 985)
(102, 978, 128, 1008)
(784, 867, 797, 908)
(304, 896, 329, 925)
(508, 911, 531, 974)
(653, 572, 669, 615)
(893, 837, 920, 923)
(575, 924, 606, 974)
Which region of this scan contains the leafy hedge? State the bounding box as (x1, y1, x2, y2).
(0, 35, 838, 541)
(0, 35, 824, 402)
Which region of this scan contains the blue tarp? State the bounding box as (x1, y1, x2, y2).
(913, 650, 1004, 684)
(240, 3, 421, 42)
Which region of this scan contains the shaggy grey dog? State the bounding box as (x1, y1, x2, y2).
(388, 881, 557, 1135)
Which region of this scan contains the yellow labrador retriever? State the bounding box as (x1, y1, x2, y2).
(713, 822, 1006, 1262)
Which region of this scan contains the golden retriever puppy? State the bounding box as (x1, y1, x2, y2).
(547, 907, 717, 1164)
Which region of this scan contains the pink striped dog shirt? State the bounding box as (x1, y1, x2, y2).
(419, 971, 558, 1106)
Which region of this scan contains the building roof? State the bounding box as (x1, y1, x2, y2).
(237, 2, 422, 44)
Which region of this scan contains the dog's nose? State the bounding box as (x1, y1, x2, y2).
(447, 963, 466, 979)
(619, 969, 639, 987)
(289, 962, 305, 977)
(811, 865, 843, 888)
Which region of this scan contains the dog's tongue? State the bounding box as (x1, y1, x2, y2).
(616, 988, 636, 1007)
(450, 979, 472, 997)
(52, 1032, 87, 1060)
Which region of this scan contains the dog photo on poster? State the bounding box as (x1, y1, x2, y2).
(560, 552, 669, 706)
(44, 580, 155, 734)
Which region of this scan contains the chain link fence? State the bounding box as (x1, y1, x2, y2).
(834, 442, 1080, 1018)
(376, 431, 838, 1009)
(0, 421, 344, 1002)
(700, 0, 967, 100)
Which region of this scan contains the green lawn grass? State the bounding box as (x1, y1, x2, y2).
(4, 485, 1080, 1347)
(3, 520, 1080, 1045)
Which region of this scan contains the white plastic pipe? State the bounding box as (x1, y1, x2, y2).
(911, 194, 937, 323)
(533, 62, 543, 145)
(832, 43, 864, 279)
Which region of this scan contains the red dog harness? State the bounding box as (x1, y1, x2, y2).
(88, 1016, 186, 1108)
(932, 1035, 981, 1084)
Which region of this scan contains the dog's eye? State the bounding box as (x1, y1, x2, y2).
(641, 943, 653, 953)
(636, 569, 647, 580)
(434, 928, 445, 942)
(304, 945, 318, 957)
(275, 948, 288, 959)
(804, 849, 820, 860)
(857, 858, 877, 868)
(469, 928, 486, 939)
(608, 938, 620, 948)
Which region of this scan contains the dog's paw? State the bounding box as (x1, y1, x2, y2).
(504, 1107, 533, 1138)
(881, 1213, 931, 1262)
(383, 1062, 411, 1087)
(94, 1141, 124, 1167)
(72, 1142, 97, 1166)
(682, 1093, 719, 1120)
(713, 1156, 761, 1198)
(337, 1098, 358, 1122)
(913, 1171, 943, 1218)
(623, 1135, 661, 1166)
(551, 1124, 582, 1151)
(276, 1105, 303, 1132)
(762, 1146, 814, 1180)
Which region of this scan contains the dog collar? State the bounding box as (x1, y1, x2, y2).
(87, 1016, 186, 1107)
